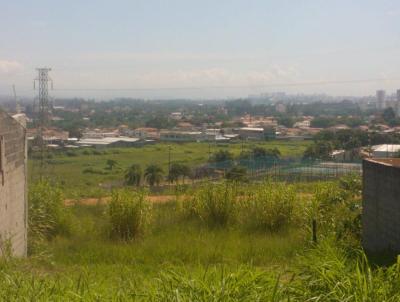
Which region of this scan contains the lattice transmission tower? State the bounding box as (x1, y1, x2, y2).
(33, 68, 53, 175)
(34, 68, 53, 137)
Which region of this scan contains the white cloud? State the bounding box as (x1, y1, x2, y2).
(122, 66, 299, 88)
(0, 60, 23, 74)
(79, 51, 253, 63)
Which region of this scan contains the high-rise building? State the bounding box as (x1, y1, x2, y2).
(396, 90, 400, 117)
(376, 90, 386, 110)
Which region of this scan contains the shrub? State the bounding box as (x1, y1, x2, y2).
(108, 189, 152, 240)
(92, 150, 103, 155)
(82, 167, 108, 175)
(182, 182, 238, 227)
(65, 151, 78, 157)
(225, 165, 248, 183)
(28, 180, 70, 254)
(310, 180, 361, 244)
(241, 182, 298, 232)
(82, 149, 92, 155)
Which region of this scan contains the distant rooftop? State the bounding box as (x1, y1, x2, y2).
(372, 144, 400, 153)
(77, 137, 140, 146)
(365, 158, 400, 168)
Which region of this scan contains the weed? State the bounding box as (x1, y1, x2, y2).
(108, 189, 152, 240)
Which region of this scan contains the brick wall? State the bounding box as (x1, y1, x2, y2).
(362, 159, 400, 252)
(0, 111, 27, 257)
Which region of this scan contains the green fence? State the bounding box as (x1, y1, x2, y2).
(204, 157, 361, 182)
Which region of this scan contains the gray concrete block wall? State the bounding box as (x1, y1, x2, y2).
(0, 111, 27, 257)
(362, 159, 400, 252)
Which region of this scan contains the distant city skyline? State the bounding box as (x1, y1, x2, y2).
(1, 0, 400, 99)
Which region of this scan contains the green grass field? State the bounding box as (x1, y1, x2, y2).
(3, 178, 400, 301)
(29, 140, 311, 198)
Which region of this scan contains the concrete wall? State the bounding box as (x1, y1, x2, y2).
(362, 158, 400, 252)
(0, 111, 27, 257)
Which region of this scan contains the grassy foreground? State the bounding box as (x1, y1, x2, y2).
(2, 178, 400, 301)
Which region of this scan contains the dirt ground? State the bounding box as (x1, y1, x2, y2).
(65, 195, 176, 206)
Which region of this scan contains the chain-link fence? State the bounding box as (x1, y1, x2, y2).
(202, 156, 362, 182)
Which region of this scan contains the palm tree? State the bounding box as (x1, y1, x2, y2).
(144, 164, 164, 187)
(106, 159, 118, 171)
(124, 164, 142, 187)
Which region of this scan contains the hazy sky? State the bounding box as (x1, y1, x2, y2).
(1, 0, 400, 99)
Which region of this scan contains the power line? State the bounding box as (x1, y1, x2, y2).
(51, 78, 400, 92)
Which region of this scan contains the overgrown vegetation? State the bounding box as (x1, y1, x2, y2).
(7, 175, 398, 300)
(108, 189, 152, 240)
(28, 180, 70, 254)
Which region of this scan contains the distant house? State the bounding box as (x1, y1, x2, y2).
(82, 129, 120, 139)
(329, 124, 350, 131)
(371, 144, 400, 158)
(77, 137, 141, 148)
(160, 130, 203, 142)
(0, 111, 27, 257)
(170, 112, 183, 120)
(236, 127, 269, 140)
(176, 122, 194, 130)
(133, 128, 160, 139)
(293, 120, 311, 128)
(119, 125, 134, 137)
(331, 149, 360, 161)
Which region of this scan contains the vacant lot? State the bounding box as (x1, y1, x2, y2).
(29, 140, 310, 198)
(3, 178, 398, 301)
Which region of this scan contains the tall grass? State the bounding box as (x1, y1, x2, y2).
(2, 243, 400, 301)
(108, 189, 152, 240)
(15, 176, 398, 300)
(290, 241, 400, 301)
(241, 182, 299, 232)
(181, 181, 301, 233)
(308, 178, 361, 245)
(28, 180, 70, 254)
(181, 182, 239, 227)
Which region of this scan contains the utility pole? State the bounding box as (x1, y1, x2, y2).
(168, 145, 172, 183)
(34, 68, 53, 175)
(12, 84, 21, 114)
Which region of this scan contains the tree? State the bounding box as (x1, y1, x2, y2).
(225, 165, 248, 182)
(124, 164, 142, 187)
(144, 164, 164, 187)
(239, 147, 281, 160)
(303, 141, 334, 160)
(210, 150, 234, 163)
(277, 115, 295, 128)
(168, 162, 191, 184)
(106, 159, 118, 171)
(310, 116, 337, 128)
(383, 107, 396, 124)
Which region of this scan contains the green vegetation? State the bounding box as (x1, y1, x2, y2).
(167, 162, 191, 183)
(108, 189, 152, 240)
(29, 140, 310, 198)
(28, 180, 70, 254)
(225, 165, 248, 182)
(144, 164, 164, 187)
(1, 176, 400, 300)
(124, 164, 142, 187)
